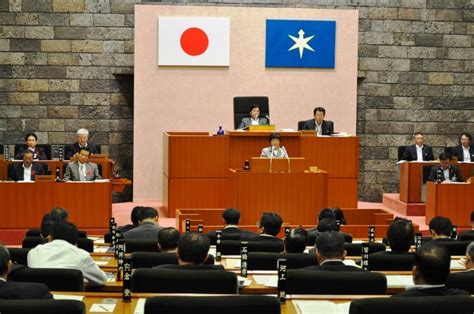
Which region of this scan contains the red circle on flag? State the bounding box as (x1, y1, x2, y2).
(180, 27, 209, 56)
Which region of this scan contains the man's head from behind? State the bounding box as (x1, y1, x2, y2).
(177, 232, 210, 265)
(284, 228, 308, 253)
(258, 212, 283, 236)
(50, 207, 69, 221)
(130, 206, 144, 226)
(137, 207, 158, 224)
(0, 244, 12, 279)
(413, 243, 450, 285)
(50, 221, 78, 245)
(317, 208, 335, 223)
(158, 227, 181, 252)
(387, 219, 414, 252)
(222, 208, 240, 226)
(465, 242, 474, 270)
(315, 231, 346, 264)
(317, 218, 340, 233)
(429, 216, 453, 239)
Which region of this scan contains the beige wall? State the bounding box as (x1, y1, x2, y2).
(134, 5, 358, 202)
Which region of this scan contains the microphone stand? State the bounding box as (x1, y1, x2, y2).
(269, 146, 274, 173)
(281, 146, 290, 173)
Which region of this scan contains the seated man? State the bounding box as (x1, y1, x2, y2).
(401, 131, 435, 161)
(463, 241, 474, 271)
(307, 208, 335, 235)
(429, 216, 455, 241)
(284, 228, 308, 253)
(14, 133, 47, 160)
(63, 148, 101, 181)
(392, 243, 470, 297)
(207, 208, 254, 241)
(119, 206, 143, 234)
(123, 207, 162, 240)
(305, 231, 363, 271)
(27, 221, 107, 286)
(370, 219, 414, 266)
(0, 245, 52, 300)
(157, 227, 180, 253)
(244, 212, 283, 243)
(458, 211, 474, 240)
(65, 128, 99, 160)
(155, 232, 223, 270)
(428, 153, 464, 182)
(301, 107, 334, 135)
(452, 132, 474, 162)
(238, 104, 268, 129)
(9, 151, 44, 182)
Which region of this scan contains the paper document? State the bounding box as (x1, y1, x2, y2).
(89, 304, 116, 312)
(53, 294, 84, 301)
(134, 298, 146, 314)
(293, 300, 350, 314)
(252, 275, 278, 287)
(386, 275, 413, 287)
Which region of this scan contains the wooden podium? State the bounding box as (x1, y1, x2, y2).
(425, 181, 474, 226)
(250, 157, 306, 172)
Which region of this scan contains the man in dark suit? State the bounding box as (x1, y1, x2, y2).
(429, 216, 454, 241)
(305, 231, 364, 271)
(452, 132, 474, 162)
(207, 208, 254, 243)
(243, 212, 283, 243)
(155, 232, 223, 270)
(428, 153, 464, 183)
(0, 245, 52, 299)
(157, 227, 180, 253)
(284, 228, 308, 253)
(64, 128, 99, 160)
(9, 150, 44, 182)
(14, 133, 47, 160)
(401, 131, 435, 161)
(123, 207, 163, 240)
(392, 243, 470, 297)
(237, 105, 269, 129)
(301, 107, 334, 135)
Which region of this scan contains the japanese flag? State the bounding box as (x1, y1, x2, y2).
(158, 17, 230, 66)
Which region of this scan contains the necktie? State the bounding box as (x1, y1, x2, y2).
(79, 164, 85, 181)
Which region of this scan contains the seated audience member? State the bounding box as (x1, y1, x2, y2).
(65, 128, 99, 160)
(155, 232, 223, 270)
(50, 207, 69, 221)
(392, 243, 469, 297)
(371, 219, 414, 256)
(333, 207, 347, 225)
(452, 132, 474, 162)
(317, 218, 340, 233)
(463, 241, 474, 271)
(0, 244, 52, 300)
(157, 228, 180, 253)
(301, 107, 334, 135)
(458, 211, 474, 240)
(401, 132, 435, 161)
(14, 133, 47, 160)
(307, 208, 336, 234)
(238, 104, 268, 129)
(9, 151, 44, 182)
(305, 231, 363, 272)
(207, 208, 254, 240)
(429, 216, 454, 241)
(284, 228, 309, 253)
(119, 206, 143, 234)
(63, 148, 101, 181)
(244, 212, 283, 243)
(123, 207, 162, 240)
(428, 153, 464, 182)
(27, 221, 107, 286)
(260, 132, 288, 158)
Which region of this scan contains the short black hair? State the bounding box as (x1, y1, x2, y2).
(138, 207, 158, 221)
(50, 208, 68, 221)
(415, 243, 450, 285)
(460, 132, 472, 142)
(24, 133, 38, 141)
(40, 214, 53, 238)
(316, 231, 345, 259)
(268, 132, 281, 143)
(318, 208, 335, 222)
(259, 212, 283, 236)
(438, 152, 451, 161)
(317, 218, 340, 232)
(313, 107, 326, 115)
(177, 232, 210, 264)
(414, 131, 424, 137)
(0, 244, 10, 277)
(250, 104, 260, 112)
(222, 208, 240, 225)
(51, 221, 78, 245)
(22, 150, 34, 157)
(332, 208, 346, 225)
(387, 219, 414, 252)
(284, 228, 308, 253)
(130, 206, 144, 225)
(429, 216, 453, 237)
(158, 227, 180, 251)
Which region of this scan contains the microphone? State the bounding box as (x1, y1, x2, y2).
(281, 146, 290, 173)
(269, 145, 274, 173)
(265, 115, 275, 126)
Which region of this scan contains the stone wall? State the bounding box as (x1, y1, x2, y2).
(0, 0, 472, 202)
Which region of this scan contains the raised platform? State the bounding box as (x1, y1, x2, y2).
(382, 193, 425, 217)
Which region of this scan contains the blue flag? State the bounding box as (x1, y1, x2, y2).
(265, 19, 336, 68)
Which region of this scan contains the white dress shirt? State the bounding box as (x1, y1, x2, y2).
(22, 164, 32, 181)
(462, 146, 471, 162)
(443, 167, 450, 182)
(27, 239, 107, 286)
(315, 122, 323, 135)
(416, 145, 424, 161)
(251, 118, 259, 125)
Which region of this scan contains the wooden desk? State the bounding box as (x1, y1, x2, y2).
(425, 181, 474, 226)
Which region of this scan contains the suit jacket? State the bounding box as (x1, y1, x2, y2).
(0, 280, 53, 300)
(238, 117, 268, 129)
(242, 234, 284, 243)
(392, 286, 470, 297)
(123, 221, 163, 240)
(402, 144, 435, 161)
(301, 119, 334, 135)
(64, 161, 101, 181)
(153, 264, 225, 271)
(428, 165, 464, 182)
(260, 146, 288, 158)
(64, 142, 98, 160)
(304, 260, 364, 272)
(452, 145, 474, 162)
(27, 239, 107, 286)
(9, 163, 44, 182)
(15, 147, 47, 160)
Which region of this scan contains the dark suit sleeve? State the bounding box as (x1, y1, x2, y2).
(426, 146, 435, 161)
(302, 120, 312, 131)
(36, 283, 53, 299)
(14, 148, 24, 160)
(401, 146, 412, 161)
(427, 166, 437, 182)
(9, 165, 18, 181)
(37, 147, 47, 160)
(328, 121, 334, 134)
(454, 167, 464, 182)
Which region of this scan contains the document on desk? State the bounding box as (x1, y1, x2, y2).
(386, 275, 413, 287)
(450, 259, 466, 270)
(252, 275, 278, 287)
(53, 294, 84, 301)
(293, 300, 350, 314)
(95, 260, 110, 266)
(134, 298, 146, 314)
(89, 304, 116, 312)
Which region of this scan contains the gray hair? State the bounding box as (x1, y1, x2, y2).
(466, 242, 474, 258)
(76, 128, 89, 136)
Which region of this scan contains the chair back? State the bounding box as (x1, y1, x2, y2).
(344, 242, 386, 256)
(125, 239, 159, 253)
(10, 268, 84, 292)
(447, 271, 474, 294)
(233, 96, 269, 129)
(367, 252, 415, 271)
(0, 300, 85, 314)
(22, 237, 44, 249)
(7, 248, 30, 265)
(248, 252, 317, 270)
(220, 240, 284, 255)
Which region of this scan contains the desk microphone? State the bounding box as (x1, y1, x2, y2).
(265, 115, 275, 126)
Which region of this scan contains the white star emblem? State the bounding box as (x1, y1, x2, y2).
(288, 29, 315, 59)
